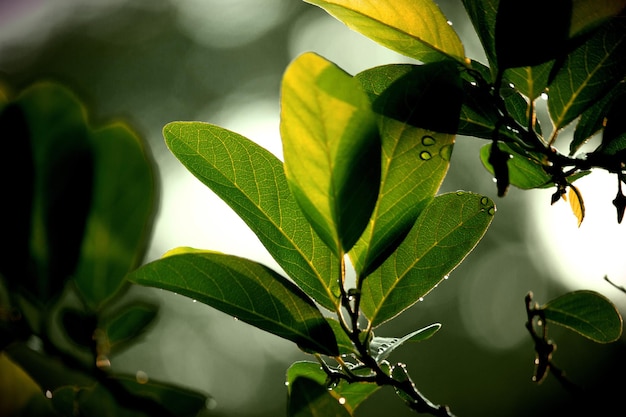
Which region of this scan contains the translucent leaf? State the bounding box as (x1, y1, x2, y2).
(304, 0, 466, 63)
(162, 122, 341, 311)
(548, 16, 626, 130)
(480, 142, 552, 190)
(280, 52, 380, 255)
(127, 251, 339, 356)
(504, 61, 553, 101)
(361, 192, 495, 327)
(568, 185, 585, 227)
(325, 318, 357, 355)
(74, 123, 155, 309)
(351, 62, 460, 276)
(370, 323, 441, 363)
(543, 290, 623, 343)
(287, 376, 352, 417)
(287, 361, 380, 414)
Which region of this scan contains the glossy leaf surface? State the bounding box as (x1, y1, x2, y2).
(351, 63, 460, 276)
(304, 0, 465, 63)
(163, 122, 340, 311)
(361, 192, 495, 327)
(127, 250, 339, 356)
(543, 290, 623, 343)
(287, 361, 379, 415)
(281, 52, 380, 255)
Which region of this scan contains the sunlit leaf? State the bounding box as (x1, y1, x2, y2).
(288, 376, 352, 417)
(351, 62, 460, 276)
(568, 185, 585, 227)
(304, 0, 466, 63)
(74, 123, 155, 309)
(326, 318, 357, 355)
(287, 362, 380, 415)
(163, 122, 341, 311)
(480, 142, 552, 190)
(361, 192, 495, 327)
(370, 323, 441, 363)
(504, 61, 553, 101)
(543, 290, 623, 343)
(127, 251, 339, 356)
(548, 16, 626, 130)
(281, 52, 380, 255)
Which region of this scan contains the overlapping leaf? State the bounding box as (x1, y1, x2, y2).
(127, 250, 339, 356)
(304, 0, 465, 64)
(281, 52, 380, 256)
(548, 16, 626, 130)
(351, 62, 461, 276)
(162, 122, 341, 311)
(361, 192, 495, 327)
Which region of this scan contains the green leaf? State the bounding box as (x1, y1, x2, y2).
(462, 0, 499, 71)
(287, 362, 379, 415)
(74, 123, 155, 309)
(370, 323, 441, 363)
(280, 52, 380, 255)
(597, 89, 626, 155)
(569, 0, 626, 38)
(127, 251, 339, 356)
(351, 62, 460, 276)
(162, 121, 341, 311)
(326, 318, 357, 355)
(361, 192, 494, 327)
(288, 376, 352, 417)
(103, 302, 159, 352)
(10, 82, 94, 302)
(504, 61, 554, 101)
(304, 0, 466, 63)
(543, 290, 623, 343)
(548, 16, 626, 130)
(480, 142, 552, 190)
(495, 0, 572, 69)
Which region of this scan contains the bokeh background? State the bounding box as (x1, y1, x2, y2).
(1, 1, 625, 416)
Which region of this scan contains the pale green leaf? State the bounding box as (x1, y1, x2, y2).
(163, 122, 341, 311)
(281, 52, 380, 255)
(361, 192, 495, 327)
(127, 251, 339, 356)
(304, 0, 466, 63)
(543, 290, 623, 343)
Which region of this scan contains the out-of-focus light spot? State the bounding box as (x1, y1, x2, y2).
(527, 171, 626, 312)
(136, 370, 149, 384)
(459, 244, 548, 351)
(288, 10, 416, 75)
(173, 0, 291, 49)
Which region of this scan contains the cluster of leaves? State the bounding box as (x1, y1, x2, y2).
(126, 1, 624, 416)
(0, 83, 209, 417)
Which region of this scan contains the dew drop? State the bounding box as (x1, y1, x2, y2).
(419, 151, 432, 160)
(233, 317, 239, 321)
(136, 370, 149, 384)
(419, 297, 424, 302)
(45, 390, 53, 399)
(541, 92, 548, 100)
(534, 358, 540, 365)
(339, 397, 346, 405)
(96, 355, 111, 369)
(456, 191, 464, 196)
(192, 299, 197, 303)
(285, 381, 290, 386)
(488, 207, 496, 216)
(444, 275, 449, 280)
(421, 135, 436, 146)
(439, 144, 453, 161)
(480, 197, 489, 205)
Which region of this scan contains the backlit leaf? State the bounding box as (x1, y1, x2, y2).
(287, 362, 380, 415)
(281, 52, 380, 256)
(288, 377, 352, 417)
(548, 16, 626, 130)
(480, 142, 552, 190)
(370, 323, 441, 363)
(351, 63, 460, 276)
(543, 290, 623, 343)
(361, 192, 494, 327)
(127, 251, 339, 356)
(568, 184, 585, 227)
(163, 122, 341, 311)
(304, 0, 466, 63)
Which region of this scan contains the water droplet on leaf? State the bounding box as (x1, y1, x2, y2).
(439, 144, 453, 161)
(421, 135, 436, 146)
(419, 151, 432, 160)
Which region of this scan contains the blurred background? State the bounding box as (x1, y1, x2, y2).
(1, 0, 625, 416)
